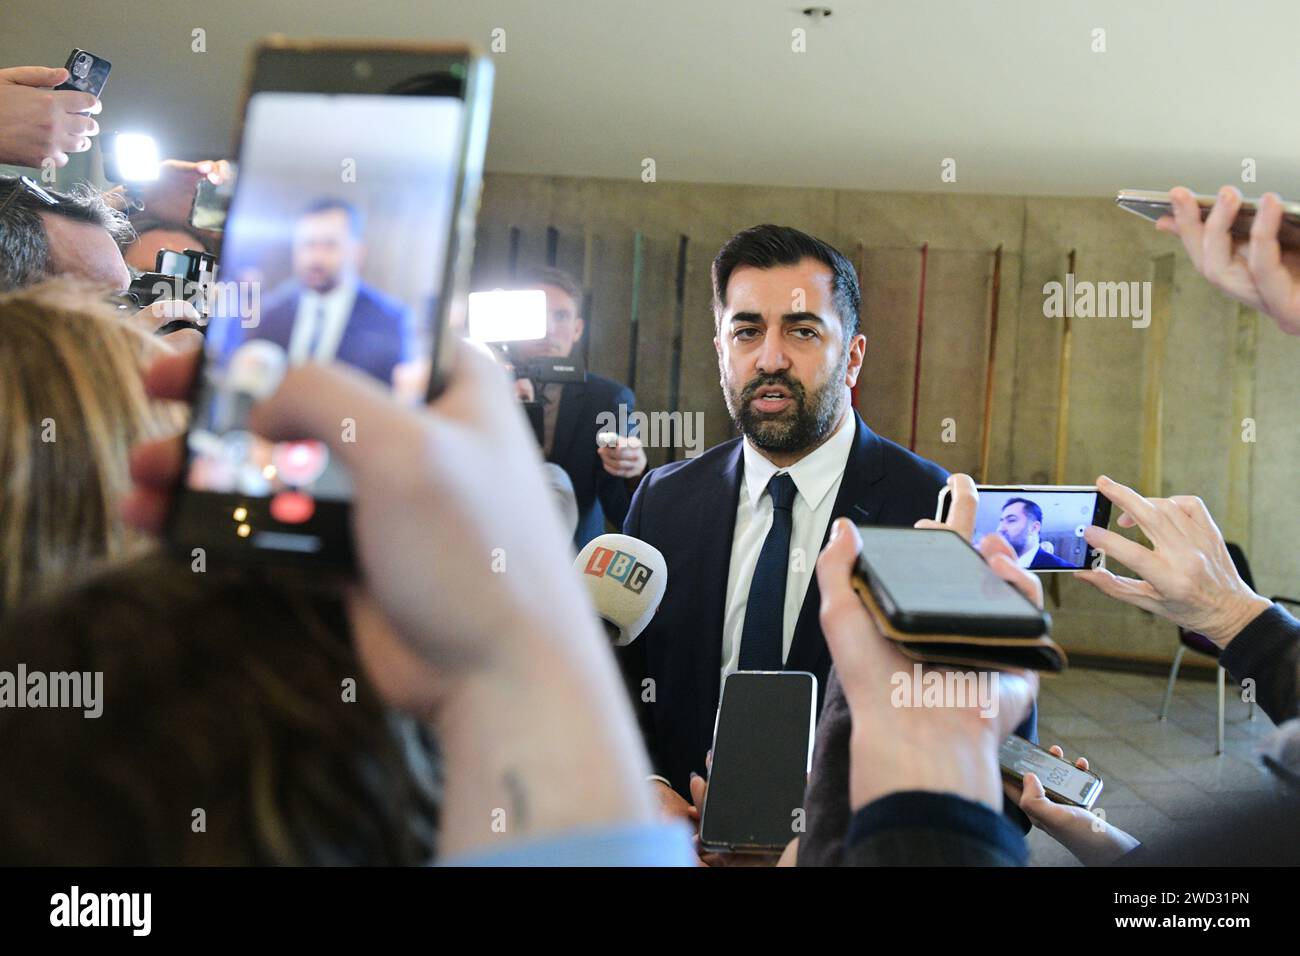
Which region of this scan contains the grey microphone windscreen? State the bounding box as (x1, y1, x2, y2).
(574, 533, 668, 646)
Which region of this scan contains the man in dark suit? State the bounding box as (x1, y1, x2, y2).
(509, 267, 646, 549)
(998, 497, 1074, 571)
(616, 224, 1036, 860)
(238, 198, 412, 386)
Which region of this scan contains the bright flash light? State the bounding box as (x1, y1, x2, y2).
(115, 133, 161, 181)
(467, 289, 548, 344)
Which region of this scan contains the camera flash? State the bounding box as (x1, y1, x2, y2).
(115, 133, 161, 181)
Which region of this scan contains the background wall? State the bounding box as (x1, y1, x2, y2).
(473, 172, 1300, 668)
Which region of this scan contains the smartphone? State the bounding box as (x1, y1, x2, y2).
(1000, 735, 1103, 810)
(856, 527, 1049, 636)
(55, 48, 111, 98)
(936, 484, 1111, 574)
(189, 162, 237, 232)
(167, 39, 494, 569)
(699, 671, 817, 854)
(1116, 188, 1300, 249)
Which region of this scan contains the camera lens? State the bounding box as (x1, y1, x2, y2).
(73, 53, 90, 77)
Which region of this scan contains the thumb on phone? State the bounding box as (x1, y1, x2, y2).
(0, 65, 68, 88)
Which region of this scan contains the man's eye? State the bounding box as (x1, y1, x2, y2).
(791, 327, 818, 339)
(734, 327, 759, 340)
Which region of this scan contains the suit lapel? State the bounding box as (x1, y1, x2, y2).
(786, 413, 885, 673)
(695, 440, 744, 709)
(548, 380, 585, 466)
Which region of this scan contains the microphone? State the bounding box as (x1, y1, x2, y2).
(574, 534, 667, 646)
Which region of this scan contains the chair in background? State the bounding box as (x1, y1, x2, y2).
(1158, 542, 1261, 755)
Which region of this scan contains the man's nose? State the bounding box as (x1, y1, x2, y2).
(754, 331, 790, 374)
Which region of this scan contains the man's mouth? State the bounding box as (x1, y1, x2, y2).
(749, 385, 794, 414)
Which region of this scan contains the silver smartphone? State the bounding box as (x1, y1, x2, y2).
(936, 484, 1110, 574)
(1000, 735, 1103, 810)
(1116, 188, 1300, 249)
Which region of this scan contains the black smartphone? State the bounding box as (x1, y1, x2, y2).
(937, 484, 1111, 573)
(167, 39, 493, 570)
(855, 527, 1049, 636)
(698, 671, 817, 854)
(1000, 735, 1103, 810)
(54, 48, 111, 98)
(189, 162, 236, 232)
(1117, 188, 1300, 249)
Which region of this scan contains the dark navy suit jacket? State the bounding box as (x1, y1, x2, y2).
(243, 280, 412, 385)
(618, 411, 1023, 795)
(1029, 546, 1074, 570)
(547, 372, 636, 549)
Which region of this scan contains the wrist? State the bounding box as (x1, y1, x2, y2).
(1205, 592, 1272, 648)
(848, 724, 1003, 813)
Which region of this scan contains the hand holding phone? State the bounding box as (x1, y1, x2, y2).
(0, 64, 101, 167)
(1118, 186, 1300, 334)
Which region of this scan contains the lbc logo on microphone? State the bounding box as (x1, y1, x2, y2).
(583, 547, 654, 594)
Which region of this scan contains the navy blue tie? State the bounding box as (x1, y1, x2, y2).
(738, 472, 798, 671)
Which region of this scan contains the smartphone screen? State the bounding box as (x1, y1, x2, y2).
(857, 527, 1048, 635)
(190, 163, 237, 232)
(699, 671, 816, 853)
(1000, 735, 1102, 808)
(168, 44, 491, 567)
(939, 485, 1110, 572)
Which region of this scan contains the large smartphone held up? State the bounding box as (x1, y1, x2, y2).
(1116, 188, 1300, 249)
(167, 39, 493, 570)
(1000, 735, 1103, 810)
(937, 484, 1111, 574)
(55, 48, 112, 98)
(698, 671, 817, 855)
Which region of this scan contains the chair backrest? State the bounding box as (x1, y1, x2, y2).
(1178, 541, 1253, 658)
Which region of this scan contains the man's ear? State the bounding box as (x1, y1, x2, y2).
(574, 316, 586, 342)
(844, 332, 866, 387)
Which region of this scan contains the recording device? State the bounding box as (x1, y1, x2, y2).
(168, 39, 494, 570)
(54, 48, 111, 98)
(516, 356, 586, 384)
(190, 163, 237, 232)
(699, 671, 817, 854)
(1117, 188, 1300, 249)
(999, 735, 1103, 809)
(121, 248, 218, 328)
(936, 484, 1111, 573)
(575, 533, 667, 646)
(852, 527, 1064, 671)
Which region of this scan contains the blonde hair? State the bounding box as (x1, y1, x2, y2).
(0, 279, 184, 614)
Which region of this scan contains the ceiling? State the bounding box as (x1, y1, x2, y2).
(6, 0, 1299, 197)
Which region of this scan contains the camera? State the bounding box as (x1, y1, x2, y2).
(117, 247, 219, 332)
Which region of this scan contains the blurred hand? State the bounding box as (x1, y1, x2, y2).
(1158, 186, 1300, 334)
(817, 518, 1039, 813)
(139, 159, 232, 226)
(652, 779, 697, 825)
(1078, 476, 1271, 648)
(123, 341, 608, 711)
(0, 66, 100, 168)
(597, 434, 646, 479)
(1008, 745, 1138, 866)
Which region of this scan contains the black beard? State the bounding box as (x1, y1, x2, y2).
(726, 368, 844, 455)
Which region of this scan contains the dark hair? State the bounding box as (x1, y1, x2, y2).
(516, 265, 583, 310)
(712, 224, 860, 339)
(1002, 497, 1043, 526)
(0, 176, 135, 293)
(0, 553, 441, 865)
(299, 197, 365, 237)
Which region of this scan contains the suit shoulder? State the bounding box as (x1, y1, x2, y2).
(584, 372, 634, 403)
(871, 430, 949, 485)
(356, 283, 409, 318)
(640, 436, 739, 491)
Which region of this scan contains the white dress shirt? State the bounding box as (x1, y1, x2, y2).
(719, 410, 856, 686)
(288, 279, 359, 365)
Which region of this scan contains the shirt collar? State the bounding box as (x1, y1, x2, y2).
(741, 408, 857, 510)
